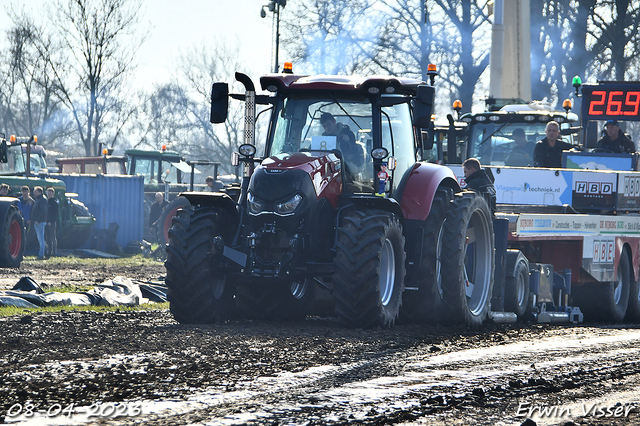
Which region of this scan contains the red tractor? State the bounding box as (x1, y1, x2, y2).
(165, 66, 495, 328)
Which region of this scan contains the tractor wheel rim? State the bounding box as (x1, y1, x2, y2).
(379, 237, 395, 306)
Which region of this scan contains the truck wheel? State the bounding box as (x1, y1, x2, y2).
(577, 250, 631, 323)
(235, 279, 314, 321)
(0, 206, 25, 267)
(333, 210, 405, 328)
(504, 257, 530, 318)
(157, 196, 190, 246)
(401, 188, 450, 323)
(440, 192, 495, 328)
(626, 275, 640, 323)
(165, 206, 234, 324)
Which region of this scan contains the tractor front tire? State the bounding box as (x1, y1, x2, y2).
(401, 188, 451, 324)
(165, 206, 234, 324)
(440, 192, 495, 328)
(333, 210, 405, 328)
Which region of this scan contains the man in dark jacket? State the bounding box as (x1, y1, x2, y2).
(596, 120, 636, 153)
(31, 186, 47, 259)
(463, 157, 496, 214)
(45, 187, 58, 257)
(149, 192, 169, 242)
(533, 121, 573, 168)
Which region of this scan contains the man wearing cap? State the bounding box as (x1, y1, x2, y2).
(596, 120, 635, 154)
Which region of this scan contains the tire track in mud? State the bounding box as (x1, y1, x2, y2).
(95, 328, 640, 426)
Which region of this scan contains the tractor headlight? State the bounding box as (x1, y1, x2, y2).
(239, 143, 256, 157)
(247, 192, 264, 214)
(276, 194, 303, 215)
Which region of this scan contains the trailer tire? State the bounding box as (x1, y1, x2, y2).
(0, 206, 25, 267)
(401, 188, 451, 323)
(504, 257, 530, 318)
(235, 279, 314, 321)
(440, 192, 495, 328)
(165, 206, 234, 324)
(333, 210, 405, 328)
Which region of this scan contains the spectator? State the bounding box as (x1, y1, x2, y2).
(31, 186, 47, 260)
(205, 175, 222, 191)
(17, 186, 34, 232)
(0, 183, 10, 196)
(45, 187, 58, 257)
(463, 157, 496, 214)
(596, 120, 636, 153)
(149, 192, 169, 237)
(533, 121, 572, 168)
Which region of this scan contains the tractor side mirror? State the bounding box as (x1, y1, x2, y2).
(421, 130, 434, 150)
(413, 85, 434, 129)
(210, 82, 229, 124)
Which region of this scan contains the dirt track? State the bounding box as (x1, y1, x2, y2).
(1, 260, 640, 426)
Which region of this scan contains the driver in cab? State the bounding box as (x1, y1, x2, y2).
(320, 112, 364, 167)
(596, 120, 636, 154)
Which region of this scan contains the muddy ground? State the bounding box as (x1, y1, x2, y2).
(1, 259, 640, 426)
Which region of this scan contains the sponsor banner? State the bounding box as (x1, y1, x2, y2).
(571, 170, 617, 210)
(582, 235, 616, 282)
(448, 166, 570, 205)
(516, 213, 640, 235)
(618, 173, 640, 210)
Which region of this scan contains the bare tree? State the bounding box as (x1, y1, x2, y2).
(130, 40, 256, 176)
(51, 0, 146, 156)
(0, 11, 71, 145)
(281, 0, 492, 113)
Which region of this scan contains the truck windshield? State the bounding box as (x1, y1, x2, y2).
(469, 122, 575, 167)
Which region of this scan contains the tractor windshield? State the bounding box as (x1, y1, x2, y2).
(0, 145, 48, 175)
(469, 121, 577, 167)
(270, 96, 416, 193)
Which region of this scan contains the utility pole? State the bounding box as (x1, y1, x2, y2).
(261, 0, 287, 73)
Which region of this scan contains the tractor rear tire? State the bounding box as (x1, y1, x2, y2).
(0, 206, 25, 267)
(504, 256, 530, 318)
(157, 196, 190, 246)
(440, 192, 495, 328)
(235, 279, 314, 321)
(333, 210, 405, 328)
(576, 249, 630, 323)
(401, 188, 451, 323)
(165, 206, 234, 324)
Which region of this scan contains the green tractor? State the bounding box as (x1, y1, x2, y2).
(0, 135, 95, 250)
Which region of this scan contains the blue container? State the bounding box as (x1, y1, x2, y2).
(54, 174, 144, 248)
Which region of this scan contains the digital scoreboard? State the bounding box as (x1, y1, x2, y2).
(581, 83, 640, 121)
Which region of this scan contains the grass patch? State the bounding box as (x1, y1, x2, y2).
(21, 254, 163, 267)
(0, 302, 170, 318)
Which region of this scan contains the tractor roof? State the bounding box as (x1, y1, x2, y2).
(260, 73, 426, 96)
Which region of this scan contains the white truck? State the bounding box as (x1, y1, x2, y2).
(438, 85, 640, 324)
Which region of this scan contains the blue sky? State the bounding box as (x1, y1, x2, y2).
(2, 0, 277, 89)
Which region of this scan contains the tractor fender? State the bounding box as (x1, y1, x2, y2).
(0, 197, 19, 226)
(179, 191, 238, 219)
(395, 162, 461, 221)
(345, 194, 404, 224)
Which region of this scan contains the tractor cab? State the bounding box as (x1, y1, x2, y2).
(454, 98, 580, 167)
(0, 135, 49, 176)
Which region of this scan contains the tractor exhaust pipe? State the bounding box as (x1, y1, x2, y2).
(236, 72, 256, 148)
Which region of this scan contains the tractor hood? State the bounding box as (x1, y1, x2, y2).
(250, 151, 342, 208)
